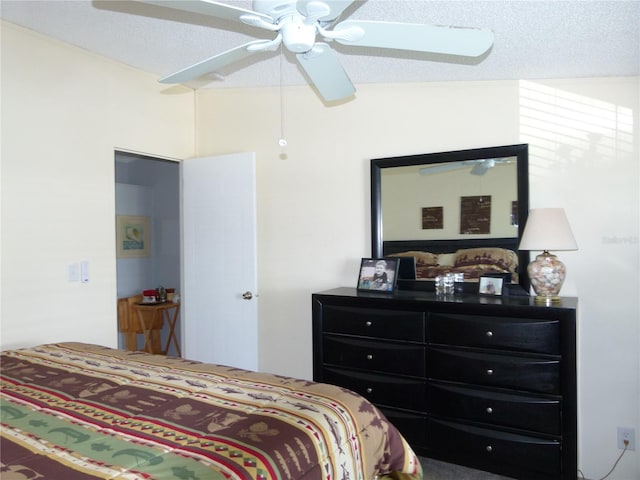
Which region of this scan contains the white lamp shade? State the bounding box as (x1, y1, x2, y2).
(519, 208, 578, 251)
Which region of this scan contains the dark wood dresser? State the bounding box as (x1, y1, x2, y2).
(312, 287, 577, 480)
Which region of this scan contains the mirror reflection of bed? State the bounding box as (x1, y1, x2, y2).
(371, 144, 530, 293)
(387, 238, 519, 284)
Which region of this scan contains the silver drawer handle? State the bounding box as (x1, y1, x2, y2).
(486, 445, 493, 453)
(365, 321, 372, 327)
(366, 354, 374, 360)
(486, 369, 494, 375)
(486, 331, 493, 337)
(366, 387, 373, 393)
(486, 407, 493, 414)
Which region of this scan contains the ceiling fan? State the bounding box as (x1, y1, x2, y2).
(138, 0, 494, 102)
(419, 158, 513, 176)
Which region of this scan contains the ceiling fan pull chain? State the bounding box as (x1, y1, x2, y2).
(278, 44, 288, 153)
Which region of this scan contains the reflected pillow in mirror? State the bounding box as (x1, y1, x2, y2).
(437, 253, 457, 267)
(389, 251, 438, 266)
(454, 248, 518, 273)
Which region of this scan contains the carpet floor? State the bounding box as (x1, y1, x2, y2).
(419, 457, 513, 479)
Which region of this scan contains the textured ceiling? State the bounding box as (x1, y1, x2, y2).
(2, 0, 639, 92)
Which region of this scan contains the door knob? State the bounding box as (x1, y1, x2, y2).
(242, 291, 253, 300)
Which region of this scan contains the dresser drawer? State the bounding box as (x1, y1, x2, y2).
(323, 366, 427, 410)
(426, 418, 560, 477)
(429, 313, 560, 354)
(323, 305, 425, 341)
(428, 348, 560, 394)
(428, 382, 560, 435)
(323, 336, 426, 376)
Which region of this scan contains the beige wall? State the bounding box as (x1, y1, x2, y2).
(1, 22, 194, 349)
(2, 20, 639, 479)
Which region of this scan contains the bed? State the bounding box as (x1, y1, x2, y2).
(384, 238, 520, 282)
(1, 342, 421, 480)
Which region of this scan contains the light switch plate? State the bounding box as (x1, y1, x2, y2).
(80, 260, 89, 283)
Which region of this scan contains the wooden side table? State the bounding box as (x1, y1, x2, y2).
(133, 301, 182, 357)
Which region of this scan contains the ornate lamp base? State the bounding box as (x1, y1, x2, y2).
(527, 251, 566, 303)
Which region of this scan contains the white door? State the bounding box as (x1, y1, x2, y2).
(181, 152, 258, 371)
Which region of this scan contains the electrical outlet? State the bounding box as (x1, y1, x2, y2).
(617, 427, 636, 451)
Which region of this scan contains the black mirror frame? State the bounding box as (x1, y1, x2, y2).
(371, 144, 530, 293)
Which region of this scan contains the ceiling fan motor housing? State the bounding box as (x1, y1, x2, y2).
(281, 15, 317, 52)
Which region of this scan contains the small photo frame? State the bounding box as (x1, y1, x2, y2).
(357, 258, 399, 292)
(479, 275, 504, 296)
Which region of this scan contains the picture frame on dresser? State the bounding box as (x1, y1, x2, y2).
(357, 258, 399, 292)
(479, 274, 507, 296)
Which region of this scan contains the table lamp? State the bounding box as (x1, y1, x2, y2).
(519, 208, 578, 303)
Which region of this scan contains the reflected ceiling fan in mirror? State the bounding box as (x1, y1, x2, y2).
(419, 158, 513, 176)
(137, 0, 494, 102)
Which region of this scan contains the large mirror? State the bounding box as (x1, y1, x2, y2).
(371, 144, 530, 292)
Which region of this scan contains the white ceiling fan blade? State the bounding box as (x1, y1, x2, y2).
(334, 20, 494, 57)
(137, 0, 273, 24)
(160, 40, 273, 84)
(301, 1, 332, 25)
(296, 43, 355, 102)
(297, 0, 355, 21)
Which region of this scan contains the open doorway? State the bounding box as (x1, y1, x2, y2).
(115, 151, 180, 355)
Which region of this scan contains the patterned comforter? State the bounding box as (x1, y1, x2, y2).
(1, 342, 421, 480)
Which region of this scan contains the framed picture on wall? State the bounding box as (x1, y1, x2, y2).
(357, 258, 399, 293)
(116, 215, 151, 258)
(422, 206, 443, 229)
(460, 195, 492, 234)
